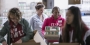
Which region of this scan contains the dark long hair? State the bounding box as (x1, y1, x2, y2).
(62, 6, 87, 44)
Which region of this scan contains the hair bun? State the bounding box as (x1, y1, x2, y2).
(37, 2, 43, 5)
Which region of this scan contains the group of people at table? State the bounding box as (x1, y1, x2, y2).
(0, 2, 90, 45)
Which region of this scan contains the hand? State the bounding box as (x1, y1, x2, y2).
(2, 41, 8, 45)
(15, 39, 22, 43)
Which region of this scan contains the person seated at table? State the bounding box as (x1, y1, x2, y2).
(61, 6, 90, 45)
(29, 2, 48, 39)
(42, 6, 65, 43)
(0, 8, 34, 45)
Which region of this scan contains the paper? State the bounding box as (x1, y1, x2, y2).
(34, 31, 47, 45)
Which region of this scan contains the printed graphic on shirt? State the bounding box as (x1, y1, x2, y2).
(51, 20, 62, 27)
(11, 28, 24, 41)
(58, 20, 62, 23)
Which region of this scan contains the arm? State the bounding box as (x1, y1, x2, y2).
(29, 17, 34, 31)
(42, 19, 48, 35)
(0, 25, 7, 43)
(21, 19, 34, 42)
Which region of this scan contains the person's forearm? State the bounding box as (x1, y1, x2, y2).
(0, 36, 6, 43)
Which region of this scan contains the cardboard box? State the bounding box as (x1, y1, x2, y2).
(44, 26, 60, 40)
(50, 43, 79, 45)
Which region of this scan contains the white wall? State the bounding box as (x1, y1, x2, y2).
(54, 0, 68, 9)
(0, 0, 18, 14)
(54, 0, 90, 10)
(18, 0, 42, 4)
(47, 0, 54, 9)
(0, 0, 1, 15)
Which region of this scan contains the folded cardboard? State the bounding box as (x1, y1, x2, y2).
(34, 31, 47, 45)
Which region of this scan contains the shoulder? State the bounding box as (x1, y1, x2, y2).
(2, 20, 10, 29)
(59, 16, 65, 20)
(58, 17, 65, 23)
(30, 14, 38, 20)
(62, 18, 65, 23)
(83, 25, 89, 32)
(21, 18, 27, 21)
(83, 25, 90, 39)
(29, 15, 36, 22)
(3, 20, 9, 26)
(44, 17, 51, 21)
(21, 18, 29, 24)
(43, 14, 48, 18)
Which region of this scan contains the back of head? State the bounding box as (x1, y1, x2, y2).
(35, 2, 45, 10)
(37, 2, 43, 5)
(35, 4, 44, 10)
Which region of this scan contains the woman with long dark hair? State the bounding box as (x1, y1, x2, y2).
(62, 6, 90, 45)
